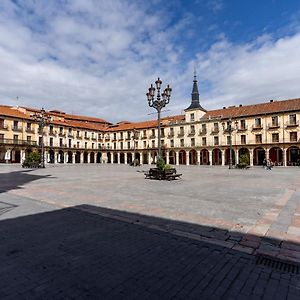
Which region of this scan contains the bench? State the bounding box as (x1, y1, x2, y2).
(144, 168, 182, 180)
(22, 161, 42, 168)
(235, 164, 250, 169)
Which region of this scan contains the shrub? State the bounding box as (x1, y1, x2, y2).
(163, 164, 172, 171)
(156, 157, 165, 170)
(26, 151, 41, 163)
(239, 154, 250, 166)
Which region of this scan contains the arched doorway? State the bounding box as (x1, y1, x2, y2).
(253, 147, 265, 165)
(11, 149, 21, 163)
(83, 152, 88, 163)
(90, 152, 95, 163)
(120, 153, 125, 164)
(238, 148, 250, 165)
(134, 152, 141, 164)
(150, 151, 157, 164)
(225, 148, 235, 165)
(75, 151, 81, 163)
(287, 146, 300, 166)
(96, 152, 102, 163)
(107, 152, 111, 163)
(49, 149, 55, 164)
(169, 150, 176, 165)
(0, 147, 6, 163)
(67, 151, 73, 163)
(200, 149, 209, 165)
(127, 153, 132, 164)
(179, 150, 186, 165)
(189, 149, 197, 165)
(113, 153, 118, 163)
(269, 147, 283, 166)
(142, 152, 148, 164)
(212, 148, 221, 165)
(58, 150, 64, 163)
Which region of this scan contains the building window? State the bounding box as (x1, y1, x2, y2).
(180, 139, 184, 147)
(92, 143, 94, 149)
(179, 127, 184, 136)
(190, 113, 194, 122)
(85, 131, 88, 138)
(255, 134, 262, 144)
(77, 141, 80, 148)
(202, 137, 206, 146)
(38, 136, 42, 146)
(113, 133, 116, 140)
(214, 136, 219, 145)
(114, 142, 116, 149)
(59, 127, 63, 134)
(98, 143, 101, 149)
(152, 140, 155, 148)
(85, 142, 87, 148)
(127, 141, 130, 148)
(240, 120, 246, 130)
(69, 139, 72, 148)
(120, 142, 124, 149)
(227, 136, 231, 145)
(120, 132, 123, 139)
(27, 122, 31, 130)
(191, 138, 195, 147)
(290, 132, 297, 142)
(27, 136, 31, 141)
(213, 123, 218, 132)
(0, 134, 4, 141)
(254, 117, 261, 128)
(143, 141, 146, 148)
(50, 138, 53, 147)
(161, 128, 165, 137)
(170, 140, 174, 147)
(77, 130, 80, 138)
(241, 135, 246, 144)
(272, 133, 279, 143)
(271, 116, 279, 127)
(289, 114, 297, 125)
(190, 125, 195, 134)
(59, 138, 63, 147)
(13, 120, 18, 129)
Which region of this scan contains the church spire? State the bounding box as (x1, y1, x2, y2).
(185, 69, 206, 111)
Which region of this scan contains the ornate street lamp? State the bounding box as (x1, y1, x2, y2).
(222, 118, 238, 169)
(146, 78, 172, 160)
(132, 128, 140, 166)
(34, 108, 50, 168)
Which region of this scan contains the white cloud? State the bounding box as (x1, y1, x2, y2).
(0, 0, 299, 123)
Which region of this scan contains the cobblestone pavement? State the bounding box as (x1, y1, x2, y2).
(0, 206, 300, 300)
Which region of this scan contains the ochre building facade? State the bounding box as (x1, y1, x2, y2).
(1, 77, 300, 166)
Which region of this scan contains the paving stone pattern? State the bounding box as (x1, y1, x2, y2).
(0, 207, 300, 300)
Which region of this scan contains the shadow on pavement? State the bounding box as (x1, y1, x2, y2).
(0, 205, 300, 299)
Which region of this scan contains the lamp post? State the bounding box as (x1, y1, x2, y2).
(132, 128, 140, 165)
(34, 108, 50, 168)
(222, 118, 238, 169)
(146, 78, 172, 161)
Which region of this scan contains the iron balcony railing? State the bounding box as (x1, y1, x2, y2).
(267, 123, 280, 129)
(12, 126, 23, 132)
(0, 138, 37, 146)
(285, 121, 299, 127)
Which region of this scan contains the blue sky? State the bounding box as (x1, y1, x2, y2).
(0, 0, 300, 122)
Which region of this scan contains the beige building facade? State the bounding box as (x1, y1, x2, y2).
(1, 77, 300, 166)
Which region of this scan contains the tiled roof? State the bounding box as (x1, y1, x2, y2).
(107, 115, 185, 132)
(0, 105, 31, 120)
(202, 98, 300, 120)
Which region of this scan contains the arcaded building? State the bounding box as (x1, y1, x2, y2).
(1, 76, 300, 166)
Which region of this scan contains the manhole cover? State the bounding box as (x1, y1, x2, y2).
(256, 255, 299, 274)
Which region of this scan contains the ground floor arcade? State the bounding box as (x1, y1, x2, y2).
(1, 145, 299, 167)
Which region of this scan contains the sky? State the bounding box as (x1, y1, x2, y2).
(0, 0, 300, 123)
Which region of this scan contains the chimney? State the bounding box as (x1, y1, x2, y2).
(239, 104, 242, 107)
(270, 99, 273, 103)
(223, 107, 226, 109)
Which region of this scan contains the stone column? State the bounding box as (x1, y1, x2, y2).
(235, 149, 239, 165)
(140, 152, 143, 165)
(283, 148, 287, 167)
(72, 153, 76, 164)
(87, 153, 90, 164)
(186, 151, 190, 166)
(221, 150, 225, 166)
(209, 150, 212, 166)
(124, 152, 128, 164)
(197, 150, 201, 165)
(102, 152, 108, 164)
(54, 151, 58, 164)
(166, 151, 169, 165)
(266, 148, 269, 160)
(175, 151, 179, 166)
(117, 153, 120, 164)
(249, 149, 254, 166)
(80, 152, 83, 163)
(64, 152, 68, 164)
(148, 152, 151, 165)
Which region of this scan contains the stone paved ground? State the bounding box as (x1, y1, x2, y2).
(1, 164, 300, 298)
(0, 206, 300, 300)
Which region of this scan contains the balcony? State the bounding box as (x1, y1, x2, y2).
(188, 130, 195, 136)
(0, 123, 9, 130)
(125, 136, 131, 141)
(49, 131, 57, 137)
(12, 126, 23, 132)
(91, 137, 97, 141)
(84, 136, 90, 140)
(141, 135, 147, 139)
(252, 124, 263, 130)
(211, 128, 219, 134)
(0, 138, 37, 146)
(76, 134, 82, 139)
(149, 134, 156, 139)
(237, 125, 248, 132)
(68, 133, 74, 138)
(160, 133, 165, 138)
(198, 129, 207, 136)
(177, 132, 184, 138)
(267, 123, 280, 130)
(58, 132, 66, 137)
(26, 128, 35, 133)
(119, 137, 124, 141)
(105, 136, 110, 141)
(167, 133, 174, 138)
(285, 121, 299, 128)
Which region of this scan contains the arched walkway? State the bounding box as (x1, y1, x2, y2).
(134, 152, 141, 164)
(113, 153, 118, 164)
(253, 147, 265, 165)
(225, 148, 235, 165)
(83, 152, 88, 163)
(75, 151, 81, 163)
(179, 150, 186, 165)
(269, 147, 283, 166)
(287, 146, 300, 166)
(11, 149, 21, 163)
(90, 152, 95, 163)
(127, 153, 132, 164)
(107, 152, 111, 163)
(238, 148, 250, 165)
(142, 152, 148, 164)
(0, 147, 6, 163)
(212, 148, 221, 165)
(49, 149, 55, 164)
(58, 150, 64, 163)
(96, 152, 102, 163)
(67, 151, 73, 163)
(200, 149, 209, 165)
(120, 152, 125, 164)
(169, 150, 176, 165)
(189, 149, 197, 165)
